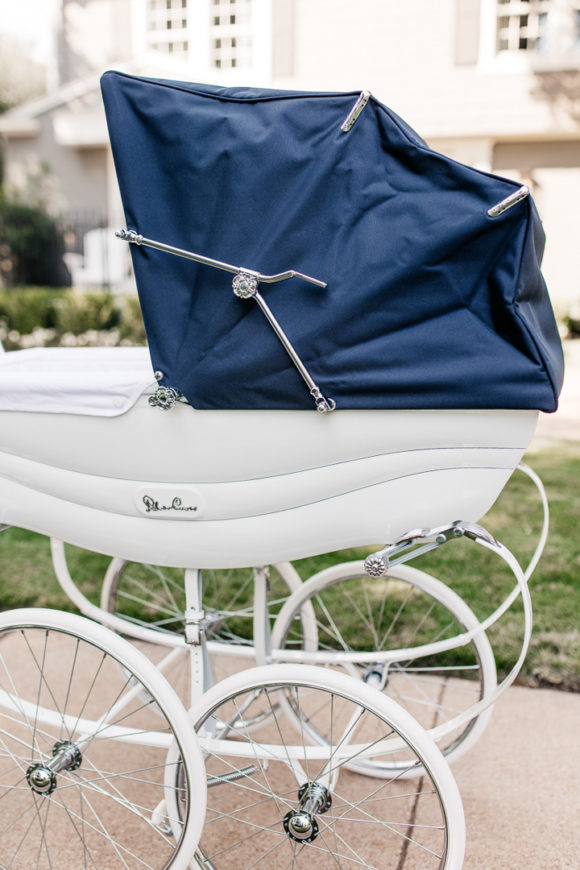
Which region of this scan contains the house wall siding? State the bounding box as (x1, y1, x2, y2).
(4, 127, 108, 221)
(270, 0, 580, 306)
(1, 0, 578, 305)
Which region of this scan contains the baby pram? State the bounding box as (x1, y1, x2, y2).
(0, 71, 563, 868)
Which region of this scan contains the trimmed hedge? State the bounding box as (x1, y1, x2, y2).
(0, 288, 146, 349)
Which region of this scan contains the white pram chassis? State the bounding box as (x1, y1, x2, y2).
(0, 348, 537, 567)
(0, 345, 548, 869)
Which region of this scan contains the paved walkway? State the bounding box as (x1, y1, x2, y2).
(460, 338, 579, 867)
(457, 685, 580, 868)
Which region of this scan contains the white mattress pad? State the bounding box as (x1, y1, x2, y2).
(0, 347, 156, 416)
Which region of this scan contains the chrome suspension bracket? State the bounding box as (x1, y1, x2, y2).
(364, 521, 499, 577)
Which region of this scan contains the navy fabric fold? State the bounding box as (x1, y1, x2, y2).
(101, 70, 564, 412)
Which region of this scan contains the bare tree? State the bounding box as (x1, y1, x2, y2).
(0, 34, 46, 112)
(531, 70, 580, 123)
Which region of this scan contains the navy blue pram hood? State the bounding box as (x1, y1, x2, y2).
(101, 70, 564, 412)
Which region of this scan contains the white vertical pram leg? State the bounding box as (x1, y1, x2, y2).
(184, 568, 214, 707)
(251, 565, 271, 666)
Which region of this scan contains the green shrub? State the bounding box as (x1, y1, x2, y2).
(117, 296, 147, 344)
(0, 197, 69, 287)
(0, 288, 62, 334)
(56, 293, 121, 334)
(0, 288, 146, 348)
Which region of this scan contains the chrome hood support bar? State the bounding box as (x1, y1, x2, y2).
(117, 229, 335, 413)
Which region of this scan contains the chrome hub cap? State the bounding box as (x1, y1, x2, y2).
(284, 810, 318, 842)
(283, 781, 332, 843)
(26, 764, 57, 796)
(26, 740, 82, 796)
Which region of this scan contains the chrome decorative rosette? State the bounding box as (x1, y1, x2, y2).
(232, 272, 259, 299)
(148, 386, 182, 411)
(363, 554, 387, 577)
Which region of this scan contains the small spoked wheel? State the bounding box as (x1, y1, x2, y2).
(0, 608, 205, 869)
(189, 664, 465, 869)
(272, 561, 497, 775)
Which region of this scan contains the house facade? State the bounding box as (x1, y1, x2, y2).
(0, 0, 579, 308)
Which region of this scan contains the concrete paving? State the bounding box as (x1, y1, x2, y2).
(456, 685, 580, 868)
(458, 338, 580, 868)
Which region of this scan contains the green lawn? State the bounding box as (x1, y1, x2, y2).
(292, 441, 580, 689)
(0, 439, 578, 689)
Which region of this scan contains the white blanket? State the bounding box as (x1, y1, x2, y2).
(0, 347, 156, 416)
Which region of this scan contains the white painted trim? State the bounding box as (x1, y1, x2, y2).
(0, 118, 40, 137)
(478, 0, 580, 74)
(131, 0, 148, 57)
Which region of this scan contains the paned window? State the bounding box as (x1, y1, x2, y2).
(495, 0, 551, 51)
(210, 0, 252, 69)
(146, 0, 189, 54)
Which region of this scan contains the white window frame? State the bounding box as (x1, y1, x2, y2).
(132, 0, 273, 84)
(479, 0, 580, 72)
(209, 0, 253, 71)
(495, 0, 551, 53)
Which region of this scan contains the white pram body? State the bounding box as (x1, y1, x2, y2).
(0, 347, 537, 568)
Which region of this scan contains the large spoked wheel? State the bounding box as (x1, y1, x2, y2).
(272, 561, 497, 774)
(189, 664, 465, 869)
(0, 608, 205, 869)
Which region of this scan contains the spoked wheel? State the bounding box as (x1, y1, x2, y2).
(100, 559, 308, 648)
(99, 558, 316, 703)
(0, 608, 205, 869)
(272, 562, 497, 775)
(189, 664, 465, 869)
